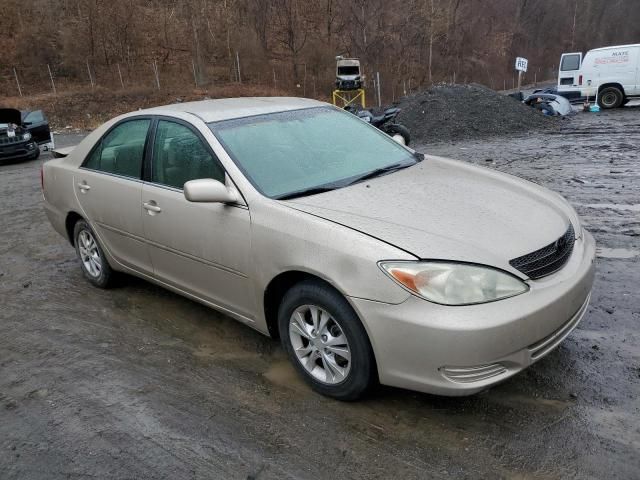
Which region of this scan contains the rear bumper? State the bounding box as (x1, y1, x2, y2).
(350, 229, 596, 396)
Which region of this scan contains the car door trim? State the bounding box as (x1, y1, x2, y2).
(96, 221, 248, 278)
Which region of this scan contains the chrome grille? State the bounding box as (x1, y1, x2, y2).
(509, 224, 575, 279)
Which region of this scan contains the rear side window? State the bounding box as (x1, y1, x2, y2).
(151, 120, 225, 189)
(84, 119, 150, 179)
(561, 54, 581, 71)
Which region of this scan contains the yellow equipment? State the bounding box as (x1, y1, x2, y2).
(332, 88, 366, 109)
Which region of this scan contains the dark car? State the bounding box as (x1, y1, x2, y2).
(0, 108, 52, 163)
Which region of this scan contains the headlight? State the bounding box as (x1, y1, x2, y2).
(23, 132, 32, 141)
(379, 261, 529, 305)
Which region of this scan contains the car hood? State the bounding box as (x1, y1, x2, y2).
(285, 155, 575, 272)
(0, 108, 22, 126)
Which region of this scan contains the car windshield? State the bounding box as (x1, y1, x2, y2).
(337, 66, 360, 75)
(210, 107, 416, 199)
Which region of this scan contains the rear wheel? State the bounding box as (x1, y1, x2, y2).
(73, 220, 114, 288)
(598, 87, 624, 109)
(278, 280, 376, 400)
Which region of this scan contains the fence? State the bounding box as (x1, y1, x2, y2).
(1, 57, 559, 107)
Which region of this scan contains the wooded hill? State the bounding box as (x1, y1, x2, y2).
(2, 0, 639, 100)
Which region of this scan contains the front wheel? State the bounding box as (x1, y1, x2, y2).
(278, 280, 376, 400)
(385, 123, 411, 146)
(598, 86, 624, 109)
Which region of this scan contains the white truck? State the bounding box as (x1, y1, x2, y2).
(557, 44, 640, 108)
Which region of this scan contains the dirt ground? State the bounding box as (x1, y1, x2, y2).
(1, 105, 639, 479)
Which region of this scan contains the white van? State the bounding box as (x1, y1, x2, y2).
(557, 44, 640, 108)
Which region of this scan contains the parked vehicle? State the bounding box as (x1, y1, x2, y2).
(524, 93, 573, 116)
(43, 98, 595, 400)
(557, 43, 640, 108)
(348, 106, 411, 145)
(0, 108, 52, 163)
(335, 56, 363, 91)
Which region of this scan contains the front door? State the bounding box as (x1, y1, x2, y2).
(73, 118, 153, 275)
(141, 119, 254, 319)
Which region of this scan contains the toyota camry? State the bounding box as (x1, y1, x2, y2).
(42, 98, 595, 400)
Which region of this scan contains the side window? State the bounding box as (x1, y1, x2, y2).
(151, 120, 225, 189)
(84, 119, 150, 179)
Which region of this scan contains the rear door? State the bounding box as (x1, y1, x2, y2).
(22, 110, 52, 147)
(141, 118, 254, 318)
(558, 52, 583, 90)
(73, 118, 153, 275)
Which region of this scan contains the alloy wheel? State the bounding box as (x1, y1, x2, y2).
(288, 304, 351, 384)
(78, 230, 102, 278)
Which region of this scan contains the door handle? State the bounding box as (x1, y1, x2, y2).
(143, 201, 162, 213)
(77, 182, 91, 192)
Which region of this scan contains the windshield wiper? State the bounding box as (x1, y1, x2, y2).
(276, 157, 421, 200)
(276, 184, 342, 200)
(344, 161, 415, 186)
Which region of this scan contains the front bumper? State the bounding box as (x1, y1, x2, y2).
(0, 140, 38, 162)
(350, 229, 596, 396)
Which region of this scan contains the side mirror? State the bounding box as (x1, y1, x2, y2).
(183, 178, 237, 203)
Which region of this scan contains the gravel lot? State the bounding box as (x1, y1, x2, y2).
(1, 105, 639, 479)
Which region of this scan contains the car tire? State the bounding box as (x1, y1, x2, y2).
(277, 280, 376, 401)
(598, 87, 624, 109)
(30, 148, 40, 160)
(73, 219, 114, 288)
(385, 123, 411, 146)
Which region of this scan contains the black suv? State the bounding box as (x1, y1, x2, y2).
(0, 108, 52, 163)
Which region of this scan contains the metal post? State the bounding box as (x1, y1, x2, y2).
(153, 60, 160, 90)
(403, 79, 406, 96)
(47, 64, 57, 95)
(303, 63, 307, 96)
(376, 71, 381, 107)
(534, 72, 537, 86)
(313, 76, 316, 98)
(272, 67, 276, 89)
(453, 71, 456, 84)
(117, 63, 124, 88)
(517, 70, 522, 92)
(87, 59, 94, 89)
(236, 51, 241, 84)
(13, 67, 22, 97)
(192, 59, 198, 87)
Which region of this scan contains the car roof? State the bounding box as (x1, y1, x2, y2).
(139, 97, 327, 123)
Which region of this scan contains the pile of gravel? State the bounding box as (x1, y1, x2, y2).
(395, 83, 552, 144)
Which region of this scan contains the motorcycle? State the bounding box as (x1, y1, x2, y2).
(346, 106, 411, 146)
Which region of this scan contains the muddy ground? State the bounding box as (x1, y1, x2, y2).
(1, 105, 639, 479)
